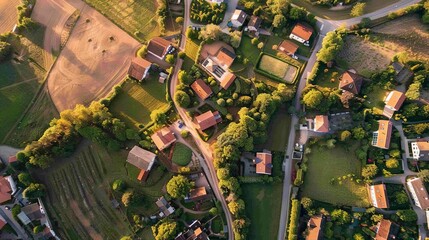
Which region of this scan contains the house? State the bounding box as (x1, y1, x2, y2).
(277, 40, 299, 57)
(407, 177, 429, 210)
(372, 120, 393, 149)
(375, 219, 399, 240)
(231, 9, 247, 28)
(21, 203, 44, 221)
(289, 23, 313, 46)
(339, 70, 363, 95)
(392, 61, 413, 84)
(147, 37, 174, 60)
(383, 90, 406, 118)
(185, 187, 208, 202)
(128, 58, 151, 81)
(17, 211, 31, 225)
(254, 151, 272, 175)
(201, 47, 237, 90)
(156, 196, 175, 217)
(247, 15, 262, 32)
(191, 79, 213, 100)
(127, 146, 156, 181)
(195, 111, 222, 131)
(313, 115, 329, 133)
(0, 176, 15, 204)
(367, 184, 389, 209)
(175, 220, 210, 240)
(411, 140, 429, 160)
(8, 155, 17, 164)
(151, 127, 176, 151)
(306, 215, 325, 240)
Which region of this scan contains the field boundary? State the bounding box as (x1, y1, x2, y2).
(254, 53, 301, 85)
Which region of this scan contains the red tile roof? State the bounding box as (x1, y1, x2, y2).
(291, 23, 313, 41)
(373, 120, 392, 149)
(151, 127, 176, 151)
(367, 184, 389, 208)
(8, 155, 17, 163)
(137, 169, 149, 181)
(216, 48, 236, 68)
(220, 72, 236, 90)
(256, 152, 272, 175)
(407, 177, 429, 209)
(188, 187, 207, 201)
(195, 111, 221, 131)
(147, 37, 172, 58)
(278, 40, 299, 55)
(0, 177, 12, 204)
(0, 218, 6, 230)
(376, 219, 398, 240)
(191, 79, 213, 100)
(306, 215, 324, 240)
(314, 115, 329, 133)
(384, 90, 405, 113)
(128, 58, 151, 80)
(339, 71, 363, 95)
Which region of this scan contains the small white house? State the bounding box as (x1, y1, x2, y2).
(231, 9, 247, 28)
(289, 23, 313, 46)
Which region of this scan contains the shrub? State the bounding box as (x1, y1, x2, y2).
(137, 45, 147, 58)
(174, 90, 191, 108)
(180, 130, 189, 138)
(112, 179, 126, 192)
(287, 199, 300, 240)
(178, 51, 186, 59)
(294, 169, 304, 186)
(0, 41, 12, 62)
(121, 190, 134, 207)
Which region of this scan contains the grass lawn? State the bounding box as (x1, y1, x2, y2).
(5, 89, 58, 147)
(237, 35, 262, 65)
(242, 183, 283, 240)
(314, 68, 341, 89)
(258, 55, 298, 83)
(257, 107, 291, 151)
(109, 77, 168, 128)
(184, 39, 200, 61)
(364, 87, 388, 115)
(83, 0, 160, 40)
(39, 143, 172, 239)
(211, 216, 223, 234)
(171, 143, 193, 166)
(301, 143, 370, 207)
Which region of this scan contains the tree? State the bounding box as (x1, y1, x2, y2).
(331, 209, 351, 225)
(23, 183, 46, 199)
(257, 42, 264, 50)
(228, 199, 245, 216)
(352, 127, 366, 140)
(209, 207, 218, 216)
(339, 130, 351, 142)
(199, 24, 222, 41)
(18, 173, 32, 186)
(217, 98, 226, 107)
(216, 168, 229, 180)
(0, 41, 12, 62)
(122, 190, 134, 207)
(316, 29, 345, 63)
(302, 89, 323, 109)
(301, 197, 313, 209)
(386, 158, 399, 169)
(361, 164, 378, 179)
(151, 219, 178, 240)
(166, 175, 194, 198)
(251, 37, 258, 45)
(33, 225, 44, 234)
(405, 82, 421, 100)
(186, 27, 198, 40)
(353, 233, 365, 240)
(175, 17, 184, 24)
(396, 209, 417, 222)
(418, 169, 429, 182)
(174, 90, 191, 108)
(350, 2, 366, 17)
(395, 192, 409, 204)
(371, 214, 383, 223)
(137, 45, 147, 58)
(112, 179, 126, 192)
(273, 14, 286, 28)
(165, 54, 175, 64)
(229, 30, 242, 48)
(150, 109, 167, 125)
(178, 70, 192, 85)
(289, 7, 306, 20)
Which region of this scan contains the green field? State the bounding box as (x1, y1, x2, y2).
(109, 78, 168, 128)
(171, 143, 193, 166)
(83, 0, 160, 40)
(237, 35, 261, 65)
(0, 27, 50, 142)
(39, 143, 171, 239)
(364, 86, 388, 115)
(301, 143, 370, 207)
(257, 107, 291, 151)
(242, 183, 283, 240)
(184, 39, 200, 61)
(258, 55, 298, 83)
(5, 89, 58, 147)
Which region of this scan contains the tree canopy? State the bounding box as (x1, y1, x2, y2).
(151, 219, 178, 240)
(166, 175, 194, 198)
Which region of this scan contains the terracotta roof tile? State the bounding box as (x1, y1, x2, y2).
(151, 127, 176, 151)
(216, 48, 236, 68)
(278, 40, 299, 55)
(191, 79, 213, 100)
(373, 120, 392, 149)
(314, 115, 329, 133)
(291, 23, 313, 41)
(367, 184, 389, 208)
(339, 71, 363, 95)
(195, 111, 221, 131)
(256, 152, 272, 175)
(147, 37, 172, 58)
(128, 58, 151, 80)
(220, 72, 236, 90)
(306, 215, 324, 240)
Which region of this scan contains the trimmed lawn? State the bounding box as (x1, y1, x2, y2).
(364, 87, 388, 115)
(185, 39, 200, 61)
(242, 183, 283, 240)
(301, 143, 370, 207)
(171, 143, 193, 166)
(83, 0, 160, 40)
(257, 107, 291, 151)
(258, 55, 298, 83)
(314, 68, 341, 89)
(237, 35, 262, 65)
(109, 77, 168, 128)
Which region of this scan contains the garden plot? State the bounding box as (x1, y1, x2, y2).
(258, 54, 298, 84)
(337, 35, 395, 77)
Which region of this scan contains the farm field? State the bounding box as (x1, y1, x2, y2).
(371, 14, 429, 67)
(171, 143, 193, 166)
(38, 143, 171, 239)
(258, 54, 298, 83)
(257, 107, 291, 151)
(337, 35, 395, 77)
(242, 183, 283, 240)
(0, 0, 20, 33)
(83, 0, 160, 40)
(4, 89, 58, 147)
(109, 78, 168, 128)
(301, 143, 370, 207)
(0, 27, 50, 142)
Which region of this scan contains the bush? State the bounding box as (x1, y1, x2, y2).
(180, 130, 189, 138)
(137, 45, 147, 58)
(294, 169, 304, 186)
(121, 190, 134, 207)
(190, 0, 227, 24)
(174, 90, 191, 108)
(112, 179, 126, 192)
(287, 199, 300, 240)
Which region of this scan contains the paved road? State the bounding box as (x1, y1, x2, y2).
(0, 205, 29, 239)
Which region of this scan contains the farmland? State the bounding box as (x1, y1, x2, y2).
(257, 54, 298, 84)
(109, 78, 169, 128)
(242, 183, 283, 240)
(39, 143, 172, 239)
(0, 0, 20, 33)
(301, 143, 370, 207)
(83, 0, 160, 40)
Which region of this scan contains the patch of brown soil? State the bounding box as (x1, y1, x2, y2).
(70, 201, 103, 240)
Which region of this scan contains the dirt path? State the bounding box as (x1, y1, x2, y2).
(33, 0, 140, 111)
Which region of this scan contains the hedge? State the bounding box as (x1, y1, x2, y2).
(287, 199, 300, 240)
(293, 169, 304, 186)
(307, 61, 321, 83)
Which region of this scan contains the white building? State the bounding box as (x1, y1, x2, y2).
(411, 140, 429, 161)
(230, 9, 247, 28)
(407, 177, 429, 210)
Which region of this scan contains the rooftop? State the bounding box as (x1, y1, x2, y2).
(191, 79, 213, 100)
(291, 23, 313, 41)
(339, 71, 363, 95)
(127, 146, 156, 170)
(367, 184, 389, 209)
(151, 127, 176, 151)
(255, 151, 272, 175)
(372, 120, 392, 149)
(277, 40, 299, 55)
(147, 37, 172, 58)
(195, 111, 221, 131)
(314, 115, 329, 133)
(128, 58, 151, 80)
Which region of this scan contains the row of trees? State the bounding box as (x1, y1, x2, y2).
(190, 0, 226, 24)
(212, 84, 294, 239)
(316, 27, 347, 63)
